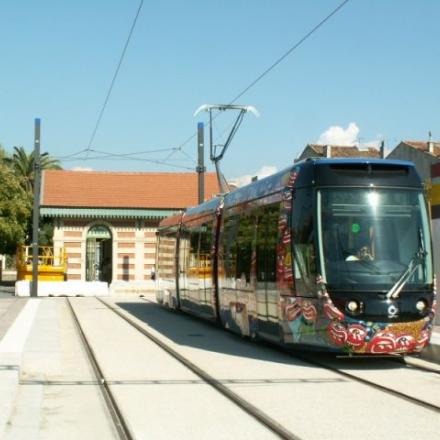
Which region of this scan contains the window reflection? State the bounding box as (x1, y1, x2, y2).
(318, 189, 432, 289)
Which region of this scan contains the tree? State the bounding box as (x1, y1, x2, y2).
(5, 146, 62, 193)
(0, 161, 31, 254)
(1, 145, 62, 249)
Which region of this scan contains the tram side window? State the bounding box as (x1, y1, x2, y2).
(157, 232, 177, 280)
(199, 221, 213, 271)
(189, 227, 201, 271)
(236, 213, 254, 284)
(223, 215, 240, 280)
(179, 227, 190, 278)
(256, 204, 279, 282)
(291, 188, 316, 288)
(223, 212, 255, 285)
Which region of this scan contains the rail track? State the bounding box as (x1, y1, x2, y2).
(139, 296, 440, 415)
(390, 354, 440, 375)
(291, 351, 440, 414)
(66, 298, 134, 440)
(96, 297, 301, 440)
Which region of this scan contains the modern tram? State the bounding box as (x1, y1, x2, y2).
(155, 158, 437, 354)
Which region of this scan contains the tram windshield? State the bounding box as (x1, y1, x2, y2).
(317, 188, 433, 290)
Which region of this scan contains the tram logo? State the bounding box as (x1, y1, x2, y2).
(387, 303, 399, 318)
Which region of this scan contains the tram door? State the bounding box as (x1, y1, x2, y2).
(255, 204, 279, 338)
(86, 225, 112, 282)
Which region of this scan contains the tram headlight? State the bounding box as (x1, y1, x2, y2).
(346, 300, 363, 315)
(416, 299, 428, 313)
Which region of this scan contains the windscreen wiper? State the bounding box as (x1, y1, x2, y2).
(292, 245, 314, 293)
(386, 228, 427, 300)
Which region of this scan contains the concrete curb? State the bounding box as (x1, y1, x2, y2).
(0, 300, 40, 436)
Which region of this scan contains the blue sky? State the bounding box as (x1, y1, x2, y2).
(1, 1, 439, 182)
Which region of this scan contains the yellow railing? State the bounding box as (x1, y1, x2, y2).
(16, 246, 67, 281)
(187, 253, 212, 277)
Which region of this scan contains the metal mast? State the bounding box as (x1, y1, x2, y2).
(194, 104, 259, 193)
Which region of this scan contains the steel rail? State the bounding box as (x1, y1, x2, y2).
(140, 297, 440, 415)
(386, 355, 440, 375)
(289, 351, 440, 414)
(97, 297, 302, 440)
(66, 298, 134, 440)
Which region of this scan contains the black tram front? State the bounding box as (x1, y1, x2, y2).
(287, 160, 435, 353)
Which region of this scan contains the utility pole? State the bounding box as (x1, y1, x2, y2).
(31, 118, 41, 298)
(196, 122, 205, 204)
(194, 104, 259, 193)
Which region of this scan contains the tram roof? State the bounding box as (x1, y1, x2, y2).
(223, 158, 421, 208)
(184, 196, 222, 218)
(158, 158, 421, 227)
(296, 157, 421, 188)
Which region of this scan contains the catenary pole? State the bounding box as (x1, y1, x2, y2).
(196, 122, 205, 204)
(31, 118, 41, 297)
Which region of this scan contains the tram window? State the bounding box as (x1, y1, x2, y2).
(319, 189, 433, 287)
(199, 222, 213, 271)
(223, 215, 240, 279)
(223, 212, 254, 285)
(291, 188, 316, 287)
(179, 227, 190, 276)
(236, 213, 254, 283)
(256, 204, 279, 282)
(157, 232, 177, 279)
(189, 228, 200, 270)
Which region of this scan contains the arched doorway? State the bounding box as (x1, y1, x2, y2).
(86, 225, 112, 282)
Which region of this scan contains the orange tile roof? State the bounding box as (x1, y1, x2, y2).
(307, 144, 381, 158)
(42, 170, 220, 209)
(402, 140, 440, 157)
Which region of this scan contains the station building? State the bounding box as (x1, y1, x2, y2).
(40, 170, 219, 294)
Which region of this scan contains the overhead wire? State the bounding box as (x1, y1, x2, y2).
(229, 0, 350, 105)
(89, 148, 193, 167)
(89, 147, 178, 158)
(168, 0, 351, 160)
(62, 152, 194, 170)
(62, 0, 349, 170)
(84, 0, 144, 159)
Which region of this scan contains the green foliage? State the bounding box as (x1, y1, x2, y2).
(0, 144, 60, 253)
(5, 254, 15, 269)
(4, 145, 62, 193)
(0, 162, 31, 254)
(38, 219, 54, 246)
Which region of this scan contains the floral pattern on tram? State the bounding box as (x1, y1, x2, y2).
(322, 276, 436, 354)
(276, 168, 299, 295)
(280, 273, 436, 354)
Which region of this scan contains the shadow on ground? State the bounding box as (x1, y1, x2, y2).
(114, 299, 410, 373)
(0, 280, 15, 297)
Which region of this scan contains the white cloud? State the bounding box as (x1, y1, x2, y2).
(317, 123, 383, 150)
(317, 122, 359, 146)
(70, 166, 94, 171)
(231, 165, 278, 187)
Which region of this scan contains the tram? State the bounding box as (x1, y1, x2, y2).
(155, 158, 437, 354)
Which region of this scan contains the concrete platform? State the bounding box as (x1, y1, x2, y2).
(14, 280, 155, 297)
(0, 295, 439, 440)
(0, 299, 40, 437)
(15, 281, 109, 297)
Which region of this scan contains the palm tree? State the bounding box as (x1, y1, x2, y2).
(5, 146, 62, 193)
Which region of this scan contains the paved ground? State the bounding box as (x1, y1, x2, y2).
(0, 282, 15, 299)
(0, 295, 439, 439)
